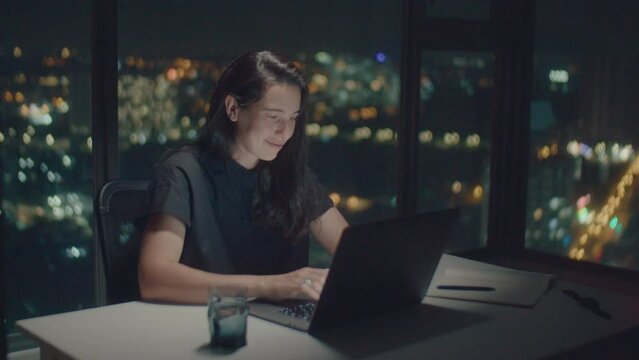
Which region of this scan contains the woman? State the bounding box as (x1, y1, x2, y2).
(138, 50, 349, 304)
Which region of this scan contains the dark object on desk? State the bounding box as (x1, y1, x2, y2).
(562, 289, 612, 320)
(437, 285, 495, 291)
(543, 325, 639, 360)
(250, 208, 460, 333)
(97, 179, 150, 304)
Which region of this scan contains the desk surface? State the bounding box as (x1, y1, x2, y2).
(17, 280, 639, 360)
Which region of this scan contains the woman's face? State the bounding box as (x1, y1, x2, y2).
(227, 83, 301, 169)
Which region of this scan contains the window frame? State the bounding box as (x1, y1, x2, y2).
(401, 0, 533, 252)
(91, 0, 119, 306)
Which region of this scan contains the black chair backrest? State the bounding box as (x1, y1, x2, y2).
(97, 179, 150, 304)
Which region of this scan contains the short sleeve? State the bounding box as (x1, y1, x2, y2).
(138, 164, 192, 229)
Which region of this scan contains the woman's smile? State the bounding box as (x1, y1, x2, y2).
(265, 139, 285, 149)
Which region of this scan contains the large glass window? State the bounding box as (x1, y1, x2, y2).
(1, 1, 93, 350)
(117, 1, 401, 266)
(526, 0, 639, 270)
(418, 51, 494, 251)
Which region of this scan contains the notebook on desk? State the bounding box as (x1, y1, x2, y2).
(249, 208, 459, 334)
(427, 254, 556, 307)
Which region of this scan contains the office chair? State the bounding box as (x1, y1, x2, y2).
(97, 179, 150, 304)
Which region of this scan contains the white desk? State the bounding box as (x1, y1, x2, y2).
(17, 280, 639, 360)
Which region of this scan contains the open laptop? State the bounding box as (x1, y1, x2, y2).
(249, 208, 459, 334)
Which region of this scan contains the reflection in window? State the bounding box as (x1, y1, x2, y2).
(418, 51, 494, 252)
(526, 0, 639, 270)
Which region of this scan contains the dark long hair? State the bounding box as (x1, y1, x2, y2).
(196, 50, 322, 241)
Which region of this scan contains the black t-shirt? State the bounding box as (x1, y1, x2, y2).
(139, 146, 333, 275)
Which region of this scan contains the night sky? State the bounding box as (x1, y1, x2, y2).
(2, 0, 639, 58)
(2, 0, 401, 58)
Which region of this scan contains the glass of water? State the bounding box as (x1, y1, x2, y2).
(207, 287, 249, 348)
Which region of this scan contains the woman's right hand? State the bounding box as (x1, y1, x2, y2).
(262, 267, 329, 301)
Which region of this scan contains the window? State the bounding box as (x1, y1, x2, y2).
(526, 0, 639, 270)
(418, 51, 494, 251)
(1, 0, 93, 351)
(117, 0, 401, 266)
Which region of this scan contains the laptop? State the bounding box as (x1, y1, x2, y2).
(249, 208, 459, 334)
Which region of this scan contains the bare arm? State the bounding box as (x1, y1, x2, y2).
(138, 213, 328, 304)
(310, 207, 349, 255)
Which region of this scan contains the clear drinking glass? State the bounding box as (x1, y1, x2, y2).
(207, 288, 249, 348)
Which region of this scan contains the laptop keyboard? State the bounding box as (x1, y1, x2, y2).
(278, 301, 316, 321)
